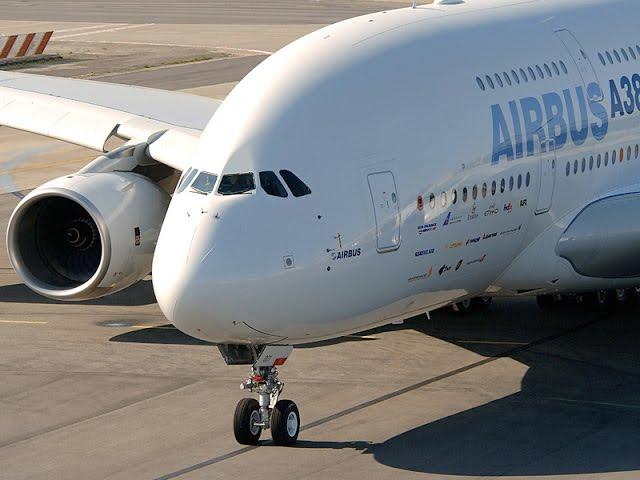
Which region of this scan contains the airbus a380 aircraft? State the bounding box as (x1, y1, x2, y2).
(3, 0, 639, 445)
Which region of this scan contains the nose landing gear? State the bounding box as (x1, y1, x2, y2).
(220, 345, 299, 446)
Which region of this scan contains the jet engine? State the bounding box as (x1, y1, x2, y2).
(6, 171, 170, 301)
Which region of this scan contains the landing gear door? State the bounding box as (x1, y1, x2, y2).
(367, 171, 401, 252)
(535, 138, 556, 215)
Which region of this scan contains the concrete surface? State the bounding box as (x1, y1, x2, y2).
(1, 1, 639, 479)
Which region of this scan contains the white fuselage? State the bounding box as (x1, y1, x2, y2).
(152, 0, 640, 345)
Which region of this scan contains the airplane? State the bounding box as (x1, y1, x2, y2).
(2, 0, 640, 446)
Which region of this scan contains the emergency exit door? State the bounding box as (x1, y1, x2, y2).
(367, 171, 401, 252)
(535, 139, 556, 215)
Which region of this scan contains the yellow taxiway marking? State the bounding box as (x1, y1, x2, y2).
(0, 319, 48, 325)
(545, 397, 640, 410)
(457, 340, 528, 345)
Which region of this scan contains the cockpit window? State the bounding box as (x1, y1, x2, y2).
(218, 173, 256, 195)
(279, 170, 311, 197)
(259, 171, 288, 198)
(176, 168, 198, 194)
(190, 171, 218, 195)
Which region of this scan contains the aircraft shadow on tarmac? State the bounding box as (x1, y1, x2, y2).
(0, 280, 157, 306)
(298, 301, 640, 476)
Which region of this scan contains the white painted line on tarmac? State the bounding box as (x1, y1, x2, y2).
(53, 38, 274, 55)
(53, 24, 120, 34)
(0, 319, 48, 325)
(55, 24, 155, 39)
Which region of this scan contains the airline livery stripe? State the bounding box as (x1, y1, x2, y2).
(0, 31, 54, 60)
(0, 35, 17, 59)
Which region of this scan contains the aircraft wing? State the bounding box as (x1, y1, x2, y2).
(0, 71, 221, 170)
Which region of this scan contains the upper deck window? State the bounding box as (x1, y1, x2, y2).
(279, 170, 311, 197)
(218, 173, 256, 195)
(191, 171, 218, 195)
(259, 171, 288, 198)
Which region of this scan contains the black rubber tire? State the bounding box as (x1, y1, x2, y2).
(233, 398, 262, 445)
(271, 400, 300, 446)
(583, 290, 614, 311)
(473, 297, 493, 311)
(536, 294, 556, 311)
(451, 299, 474, 314)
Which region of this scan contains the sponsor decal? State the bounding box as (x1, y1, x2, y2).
(500, 225, 523, 236)
(519, 199, 528, 207)
(447, 241, 463, 249)
(482, 232, 498, 240)
(415, 248, 435, 257)
(331, 248, 361, 260)
(466, 236, 481, 245)
(443, 211, 463, 226)
(466, 254, 487, 265)
(418, 222, 437, 234)
(455, 259, 464, 271)
(467, 202, 479, 221)
(417, 195, 424, 211)
(408, 266, 433, 283)
(439, 264, 451, 275)
(503, 202, 513, 213)
(484, 203, 499, 216)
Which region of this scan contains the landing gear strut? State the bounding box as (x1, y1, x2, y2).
(220, 344, 299, 446)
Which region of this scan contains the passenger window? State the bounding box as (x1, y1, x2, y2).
(606, 51, 614, 64)
(552, 62, 560, 75)
(536, 65, 544, 79)
(486, 75, 495, 89)
(503, 72, 512, 86)
(566, 162, 570, 176)
(491, 180, 497, 195)
(452, 189, 458, 204)
(482, 183, 487, 198)
(612, 150, 617, 164)
(604, 152, 609, 166)
(429, 193, 436, 209)
(509, 176, 514, 191)
(573, 160, 578, 174)
(528, 66, 536, 81)
(520, 68, 528, 82)
(218, 173, 256, 195)
(279, 170, 311, 197)
(581, 158, 586, 172)
(630, 47, 637, 60)
(511, 69, 520, 84)
(627, 146, 631, 160)
(589, 156, 594, 170)
(494, 73, 504, 88)
(472, 185, 478, 200)
(517, 174, 522, 189)
(598, 53, 606, 66)
(597, 154, 602, 168)
(462, 187, 468, 203)
(560, 61, 568, 74)
(622, 48, 629, 62)
(525, 172, 531, 187)
(191, 171, 218, 195)
(259, 171, 288, 198)
(476, 77, 485, 91)
(614, 50, 622, 63)
(635, 145, 639, 159)
(544, 63, 552, 77)
(441, 192, 447, 207)
(500, 178, 506, 193)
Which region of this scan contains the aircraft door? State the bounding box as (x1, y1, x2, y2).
(535, 139, 556, 215)
(556, 29, 602, 101)
(367, 171, 401, 252)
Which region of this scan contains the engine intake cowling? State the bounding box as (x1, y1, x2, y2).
(7, 172, 170, 301)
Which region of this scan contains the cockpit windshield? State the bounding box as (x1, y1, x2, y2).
(190, 171, 218, 195)
(218, 173, 256, 195)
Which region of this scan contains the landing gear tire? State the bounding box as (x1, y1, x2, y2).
(451, 299, 474, 314)
(271, 399, 300, 446)
(536, 294, 556, 311)
(615, 288, 634, 308)
(234, 398, 262, 445)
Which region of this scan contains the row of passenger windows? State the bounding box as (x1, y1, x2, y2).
(177, 168, 311, 197)
(476, 60, 569, 91)
(427, 172, 532, 209)
(598, 46, 640, 66)
(564, 145, 640, 176)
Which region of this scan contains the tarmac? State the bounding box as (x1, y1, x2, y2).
(1, 2, 640, 479)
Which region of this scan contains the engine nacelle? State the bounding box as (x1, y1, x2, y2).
(7, 172, 170, 301)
